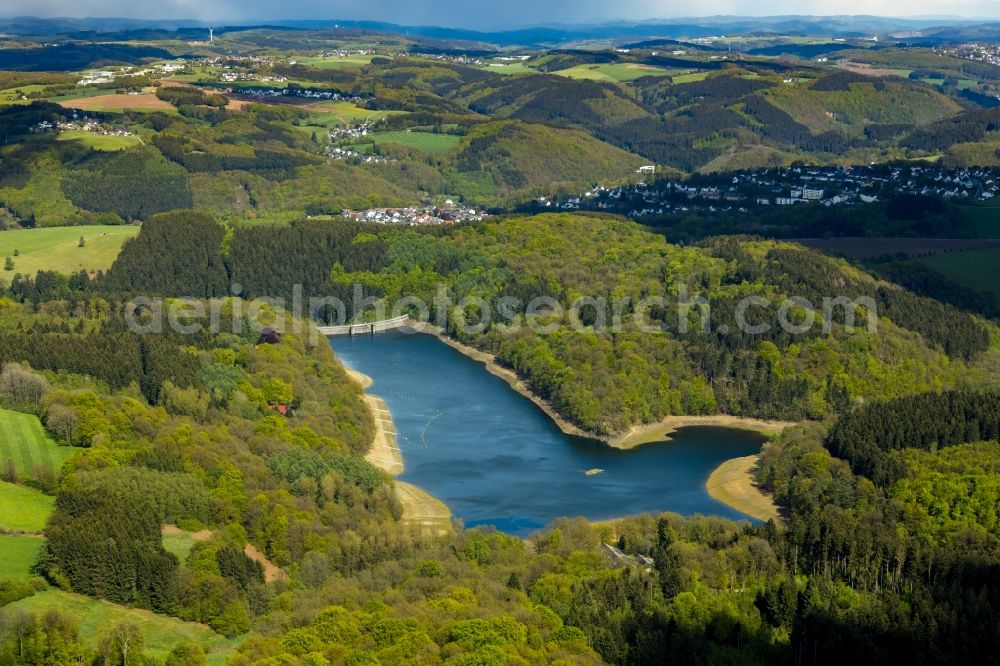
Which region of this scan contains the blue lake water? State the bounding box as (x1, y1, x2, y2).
(331, 331, 766, 535)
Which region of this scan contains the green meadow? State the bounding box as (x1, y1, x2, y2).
(0, 481, 55, 533)
(295, 54, 374, 69)
(483, 62, 535, 75)
(162, 530, 198, 561)
(305, 100, 403, 124)
(57, 129, 144, 151)
(0, 84, 47, 106)
(671, 70, 713, 83)
(0, 535, 43, 581)
(960, 200, 1000, 237)
(553, 62, 680, 82)
(5, 590, 241, 664)
(366, 130, 462, 153)
(0, 225, 140, 283)
(919, 248, 1000, 302)
(0, 408, 74, 480)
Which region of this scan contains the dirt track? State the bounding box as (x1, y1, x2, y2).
(161, 524, 288, 581)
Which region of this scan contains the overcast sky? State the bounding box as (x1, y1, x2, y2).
(6, 0, 1000, 29)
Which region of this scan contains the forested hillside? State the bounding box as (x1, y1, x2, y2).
(2, 40, 999, 227)
(91, 212, 1000, 436)
(827, 389, 1000, 484)
(0, 294, 996, 663)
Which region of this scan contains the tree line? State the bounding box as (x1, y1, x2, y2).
(826, 389, 1000, 484)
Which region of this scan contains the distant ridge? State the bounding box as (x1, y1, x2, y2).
(2, 15, 1000, 45)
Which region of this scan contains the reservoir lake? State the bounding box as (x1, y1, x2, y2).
(332, 330, 767, 535)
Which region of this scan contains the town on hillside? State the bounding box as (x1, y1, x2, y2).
(341, 205, 489, 225)
(534, 165, 1000, 217)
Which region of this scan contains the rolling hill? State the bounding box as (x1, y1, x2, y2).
(448, 120, 647, 203)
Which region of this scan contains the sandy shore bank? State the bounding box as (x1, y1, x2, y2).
(394, 481, 452, 533)
(609, 415, 797, 450)
(363, 394, 404, 476)
(705, 455, 783, 524)
(345, 367, 373, 390)
(349, 359, 451, 533)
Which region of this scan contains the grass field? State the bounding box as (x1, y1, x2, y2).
(304, 100, 402, 124)
(0, 225, 140, 284)
(0, 408, 74, 481)
(961, 201, 1000, 237)
(836, 61, 913, 78)
(483, 62, 535, 75)
(919, 248, 1000, 301)
(56, 130, 144, 151)
(365, 130, 461, 153)
(0, 481, 54, 533)
(553, 63, 679, 82)
(6, 590, 241, 664)
(296, 54, 374, 69)
(57, 91, 175, 113)
(796, 237, 1000, 260)
(671, 71, 712, 84)
(0, 535, 43, 581)
(922, 77, 979, 90)
(161, 529, 199, 561)
(0, 84, 47, 106)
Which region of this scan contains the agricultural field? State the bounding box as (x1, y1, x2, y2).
(0, 408, 73, 481)
(795, 237, 1000, 260)
(921, 77, 979, 90)
(0, 535, 43, 581)
(56, 91, 176, 113)
(304, 100, 402, 124)
(919, 248, 1000, 301)
(960, 201, 1000, 237)
(0, 225, 140, 284)
(835, 61, 912, 78)
(5, 590, 241, 664)
(0, 481, 55, 533)
(670, 70, 713, 83)
(365, 130, 462, 153)
(292, 111, 401, 137)
(552, 62, 680, 82)
(483, 61, 535, 75)
(56, 129, 144, 151)
(0, 84, 48, 105)
(294, 54, 374, 69)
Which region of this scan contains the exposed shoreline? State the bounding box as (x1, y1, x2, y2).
(345, 364, 451, 533)
(362, 394, 404, 476)
(705, 455, 783, 524)
(341, 326, 795, 527)
(609, 416, 797, 450)
(410, 321, 798, 448)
